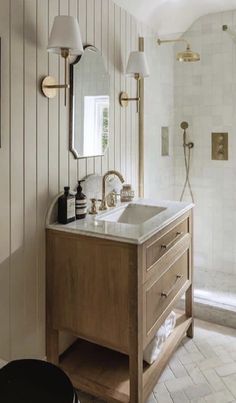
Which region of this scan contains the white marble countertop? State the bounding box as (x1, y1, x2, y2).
(46, 199, 194, 245)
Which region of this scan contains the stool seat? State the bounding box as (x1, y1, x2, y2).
(0, 359, 78, 403)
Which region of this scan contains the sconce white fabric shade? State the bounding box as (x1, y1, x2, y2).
(47, 16, 83, 55)
(126, 51, 150, 78)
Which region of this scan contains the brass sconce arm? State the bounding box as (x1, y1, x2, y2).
(41, 48, 70, 106)
(119, 73, 141, 112)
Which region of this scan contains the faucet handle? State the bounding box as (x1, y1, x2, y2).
(107, 191, 118, 208)
(99, 198, 108, 211)
(89, 198, 98, 215)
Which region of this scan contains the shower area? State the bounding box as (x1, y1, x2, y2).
(174, 10, 236, 326)
(145, 9, 236, 327)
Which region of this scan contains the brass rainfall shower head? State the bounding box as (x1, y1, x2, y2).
(157, 38, 200, 62)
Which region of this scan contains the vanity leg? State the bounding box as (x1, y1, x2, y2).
(129, 248, 143, 402)
(46, 327, 59, 365)
(186, 285, 194, 339)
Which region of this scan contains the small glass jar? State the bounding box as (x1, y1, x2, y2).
(120, 184, 135, 202)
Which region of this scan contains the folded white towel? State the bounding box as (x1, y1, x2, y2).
(143, 311, 176, 365)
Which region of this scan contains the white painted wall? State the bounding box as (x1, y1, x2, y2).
(173, 10, 236, 294)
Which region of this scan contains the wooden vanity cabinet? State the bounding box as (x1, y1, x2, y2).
(46, 209, 193, 403)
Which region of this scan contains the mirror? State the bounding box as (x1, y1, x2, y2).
(69, 45, 110, 159)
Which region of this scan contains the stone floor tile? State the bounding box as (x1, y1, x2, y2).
(202, 368, 226, 392)
(215, 362, 236, 377)
(197, 357, 223, 371)
(154, 382, 173, 403)
(170, 390, 189, 403)
(195, 342, 218, 359)
(165, 376, 193, 393)
(183, 383, 212, 400)
(184, 362, 207, 385)
(169, 357, 188, 378)
(222, 373, 236, 398)
(158, 365, 176, 382)
(179, 351, 205, 366)
(212, 346, 234, 364)
(182, 338, 199, 353)
(204, 389, 235, 403)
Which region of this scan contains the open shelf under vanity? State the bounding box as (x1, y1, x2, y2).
(59, 312, 192, 403)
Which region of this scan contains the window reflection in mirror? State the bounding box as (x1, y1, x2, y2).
(69, 46, 110, 159)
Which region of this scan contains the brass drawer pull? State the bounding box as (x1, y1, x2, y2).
(161, 232, 184, 250)
(161, 275, 183, 298)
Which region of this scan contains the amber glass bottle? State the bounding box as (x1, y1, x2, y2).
(58, 187, 76, 224)
(75, 180, 87, 219)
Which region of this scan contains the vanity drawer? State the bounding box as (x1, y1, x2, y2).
(143, 215, 189, 282)
(143, 250, 190, 345)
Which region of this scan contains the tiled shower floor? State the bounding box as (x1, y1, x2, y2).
(77, 319, 236, 402)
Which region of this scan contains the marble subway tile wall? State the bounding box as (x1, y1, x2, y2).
(173, 10, 236, 298)
(144, 35, 175, 200)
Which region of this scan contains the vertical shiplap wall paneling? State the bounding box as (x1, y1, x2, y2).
(101, 0, 109, 175)
(48, 0, 59, 198)
(114, 5, 121, 173)
(94, 0, 102, 175)
(24, 0, 38, 356)
(77, 0, 87, 180)
(86, 0, 95, 176)
(108, 0, 115, 170)
(125, 13, 132, 184)
(0, 0, 10, 360)
(10, 0, 25, 358)
(36, 0, 49, 357)
(131, 17, 139, 194)
(59, 0, 69, 190)
(120, 9, 126, 179)
(0, 0, 142, 360)
(69, 0, 79, 188)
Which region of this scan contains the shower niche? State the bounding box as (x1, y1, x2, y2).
(161, 127, 169, 156)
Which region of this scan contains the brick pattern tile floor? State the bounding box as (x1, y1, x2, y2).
(76, 319, 236, 402)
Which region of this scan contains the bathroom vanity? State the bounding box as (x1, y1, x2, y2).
(46, 199, 194, 403)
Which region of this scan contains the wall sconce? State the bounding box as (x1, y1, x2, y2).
(119, 51, 149, 112)
(41, 15, 83, 106)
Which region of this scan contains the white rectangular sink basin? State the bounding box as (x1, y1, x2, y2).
(98, 203, 167, 225)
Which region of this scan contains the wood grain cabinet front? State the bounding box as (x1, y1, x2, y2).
(46, 209, 194, 403)
(143, 250, 191, 347)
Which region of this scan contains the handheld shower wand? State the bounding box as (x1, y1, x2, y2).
(180, 122, 194, 203)
(180, 121, 194, 149)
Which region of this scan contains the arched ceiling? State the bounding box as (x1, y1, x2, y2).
(113, 0, 236, 36)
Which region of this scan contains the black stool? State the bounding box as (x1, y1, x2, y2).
(0, 359, 78, 403)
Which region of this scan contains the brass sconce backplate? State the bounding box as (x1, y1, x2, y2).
(212, 132, 228, 160)
(119, 92, 129, 107)
(41, 76, 57, 99)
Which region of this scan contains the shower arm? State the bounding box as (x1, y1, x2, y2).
(157, 38, 191, 49)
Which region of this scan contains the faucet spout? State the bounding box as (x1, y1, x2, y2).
(99, 170, 125, 211)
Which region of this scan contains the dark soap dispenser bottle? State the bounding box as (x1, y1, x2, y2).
(58, 186, 76, 224)
(76, 180, 87, 220)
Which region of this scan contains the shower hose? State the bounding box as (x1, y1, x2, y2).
(180, 123, 194, 203)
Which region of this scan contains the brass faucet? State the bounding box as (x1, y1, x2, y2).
(99, 170, 125, 211)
